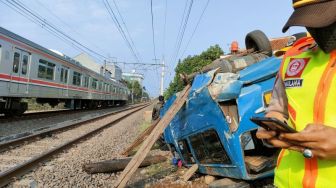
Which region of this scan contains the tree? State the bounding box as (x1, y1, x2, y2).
(124, 80, 144, 102)
(164, 44, 224, 99)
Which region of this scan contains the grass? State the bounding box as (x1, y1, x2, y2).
(24, 98, 65, 111)
(145, 159, 177, 177)
(139, 120, 151, 133)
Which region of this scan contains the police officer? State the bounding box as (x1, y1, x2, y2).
(152, 95, 164, 121)
(256, 0, 336, 187)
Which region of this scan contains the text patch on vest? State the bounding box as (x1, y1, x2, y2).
(284, 79, 303, 88)
(284, 58, 310, 88)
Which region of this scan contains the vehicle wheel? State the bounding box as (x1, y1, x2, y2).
(245, 30, 273, 57)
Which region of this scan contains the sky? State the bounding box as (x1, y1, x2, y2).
(0, 0, 305, 97)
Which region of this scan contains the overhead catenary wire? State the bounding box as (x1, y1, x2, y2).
(0, 0, 83, 53)
(103, 0, 141, 63)
(1, 0, 97, 57)
(171, 0, 194, 65)
(111, 0, 142, 62)
(171, 0, 189, 62)
(15, 0, 107, 60)
(180, 0, 210, 59)
(162, 0, 167, 59)
(2, 0, 108, 61)
(34, 0, 108, 56)
(150, 0, 157, 62)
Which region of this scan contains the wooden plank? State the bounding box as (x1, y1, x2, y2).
(114, 85, 191, 188)
(121, 119, 160, 156)
(83, 155, 167, 174)
(182, 164, 199, 181)
(245, 155, 273, 173)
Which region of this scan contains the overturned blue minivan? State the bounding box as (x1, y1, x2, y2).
(161, 30, 286, 182)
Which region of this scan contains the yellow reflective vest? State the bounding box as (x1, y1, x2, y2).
(275, 37, 336, 188)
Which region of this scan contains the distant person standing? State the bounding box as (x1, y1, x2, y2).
(152, 95, 164, 121)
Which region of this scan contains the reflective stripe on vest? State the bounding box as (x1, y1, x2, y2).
(275, 43, 336, 188)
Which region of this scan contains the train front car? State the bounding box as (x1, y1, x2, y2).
(0, 27, 128, 116)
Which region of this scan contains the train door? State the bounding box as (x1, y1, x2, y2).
(10, 49, 30, 94)
(60, 66, 69, 97)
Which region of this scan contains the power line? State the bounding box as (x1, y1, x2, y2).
(34, 0, 108, 55)
(1, 0, 84, 53)
(103, 0, 141, 63)
(15, 0, 107, 60)
(3, 0, 108, 61)
(111, 0, 142, 62)
(162, 0, 167, 61)
(2, 0, 94, 57)
(171, 0, 194, 65)
(150, 0, 157, 62)
(171, 0, 189, 62)
(180, 0, 210, 58)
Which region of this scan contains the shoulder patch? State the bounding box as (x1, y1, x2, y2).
(284, 37, 315, 57)
(285, 58, 310, 78)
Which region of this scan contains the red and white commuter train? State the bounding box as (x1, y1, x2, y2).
(0, 27, 129, 116)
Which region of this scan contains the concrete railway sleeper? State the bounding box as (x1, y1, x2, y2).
(0, 103, 150, 187)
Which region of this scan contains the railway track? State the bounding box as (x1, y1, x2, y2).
(0, 109, 71, 123)
(0, 105, 126, 123)
(0, 103, 150, 187)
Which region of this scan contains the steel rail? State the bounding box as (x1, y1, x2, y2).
(0, 103, 150, 187)
(0, 104, 129, 123)
(0, 104, 145, 152)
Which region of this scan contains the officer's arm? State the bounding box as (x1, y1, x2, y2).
(257, 74, 294, 148)
(266, 74, 289, 121)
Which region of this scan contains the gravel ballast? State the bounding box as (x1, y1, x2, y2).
(0, 106, 130, 141)
(9, 104, 168, 187)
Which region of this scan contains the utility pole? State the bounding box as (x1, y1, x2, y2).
(104, 60, 107, 77)
(152, 58, 163, 96)
(131, 80, 134, 104)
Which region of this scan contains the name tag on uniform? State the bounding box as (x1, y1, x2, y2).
(284, 79, 303, 88)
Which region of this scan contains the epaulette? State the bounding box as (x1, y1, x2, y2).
(279, 37, 315, 77)
(284, 37, 315, 57)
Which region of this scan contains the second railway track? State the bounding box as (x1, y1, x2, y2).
(0, 103, 150, 187)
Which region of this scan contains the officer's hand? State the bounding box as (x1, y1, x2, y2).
(256, 128, 299, 149)
(280, 124, 336, 160)
(256, 111, 301, 150)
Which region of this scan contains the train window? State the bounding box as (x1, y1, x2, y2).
(83, 76, 89, 88)
(98, 81, 102, 91)
(106, 84, 109, 92)
(13, 52, 20, 73)
(21, 55, 28, 75)
(60, 67, 68, 83)
(72, 71, 81, 86)
(105, 83, 108, 92)
(91, 78, 98, 89)
(38, 59, 55, 80)
(189, 129, 231, 164)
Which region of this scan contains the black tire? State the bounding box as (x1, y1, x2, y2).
(245, 30, 273, 57)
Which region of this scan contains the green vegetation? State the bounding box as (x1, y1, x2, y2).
(24, 98, 65, 111)
(139, 120, 151, 133)
(164, 45, 224, 99)
(124, 80, 149, 102)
